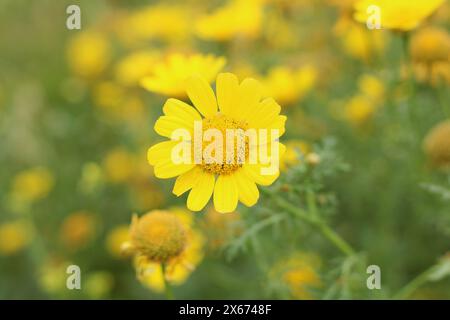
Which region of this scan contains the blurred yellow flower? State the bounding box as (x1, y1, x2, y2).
(0, 220, 31, 255)
(358, 74, 385, 104)
(344, 94, 376, 126)
(106, 225, 130, 259)
(103, 148, 135, 184)
(262, 65, 317, 106)
(354, 0, 446, 31)
(147, 73, 286, 213)
(78, 162, 104, 194)
(196, 0, 263, 41)
(410, 27, 450, 86)
(115, 51, 160, 87)
(141, 53, 226, 97)
(116, 5, 194, 45)
(10, 167, 54, 204)
(39, 259, 70, 294)
(280, 140, 310, 171)
(124, 209, 204, 292)
(84, 271, 114, 299)
(93, 81, 125, 110)
(270, 252, 322, 299)
(66, 31, 110, 78)
(60, 211, 96, 251)
(423, 120, 450, 169)
(335, 16, 386, 62)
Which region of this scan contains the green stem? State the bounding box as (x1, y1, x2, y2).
(161, 263, 174, 300)
(392, 264, 438, 300)
(267, 191, 356, 257)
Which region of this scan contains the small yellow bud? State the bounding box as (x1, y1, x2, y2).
(306, 153, 321, 166)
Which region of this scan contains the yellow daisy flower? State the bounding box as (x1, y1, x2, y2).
(410, 27, 450, 85)
(140, 53, 226, 98)
(123, 209, 204, 292)
(147, 73, 287, 213)
(10, 167, 54, 204)
(354, 0, 446, 31)
(66, 31, 110, 78)
(262, 65, 317, 106)
(195, 0, 264, 41)
(0, 220, 32, 256)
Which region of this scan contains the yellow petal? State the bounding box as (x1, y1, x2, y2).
(186, 75, 217, 117)
(235, 78, 263, 120)
(163, 98, 202, 123)
(234, 169, 259, 207)
(213, 174, 238, 213)
(187, 171, 215, 211)
(216, 73, 239, 116)
(173, 166, 203, 196)
(154, 159, 195, 179)
(248, 98, 281, 128)
(147, 141, 179, 166)
(243, 164, 280, 186)
(154, 116, 193, 138)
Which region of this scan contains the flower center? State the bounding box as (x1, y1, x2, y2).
(199, 113, 249, 175)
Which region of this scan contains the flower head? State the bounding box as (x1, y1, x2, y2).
(124, 209, 204, 292)
(0, 220, 31, 255)
(66, 31, 110, 78)
(410, 27, 450, 64)
(354, 0, 445, 31)
(141, 53, 226, 97)
(127, 211, 187, 262)
(262, 66, 317, 106)
(423, 120, 450, 169)
(147, 73, 286, 213)
(10, 167, 54, 204)
(196, 0, 263, 41)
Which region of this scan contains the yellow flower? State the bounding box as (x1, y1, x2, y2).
(93, 81, 125, 110)
(84, 272, 114, 299)
(262, 66, 317, 106)
(410, 27, 450, 85)
(354, 0, 446, 31)
(358, 74, 385, 104)
(141, 53, 226, 98)
(115, 51, 160, 87)
(0, 220, 31, 255)
(60, 211, 96, 250)
(270, 252, 322, 300)
(124, 209, 204, 292)
(116, 5, 194, 45)
(103, 148, 135, 183)
(334, 16, 386, 62)
(39, 259, 69, 294)
(10, 167, 54, 203)
(106, 225, 130, 259)
(196, 0, 263, 41)
(423, 120, 450, 169)
(410, 27, 450, 64)
(344, 94, 376, 126)
(280, 140, 310, 171)
(147, 73, 287, 213)
(66, 31, 110, 78)
(127, 211, 187, 262)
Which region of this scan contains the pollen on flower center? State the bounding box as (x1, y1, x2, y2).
(199, 113, 250, 175)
